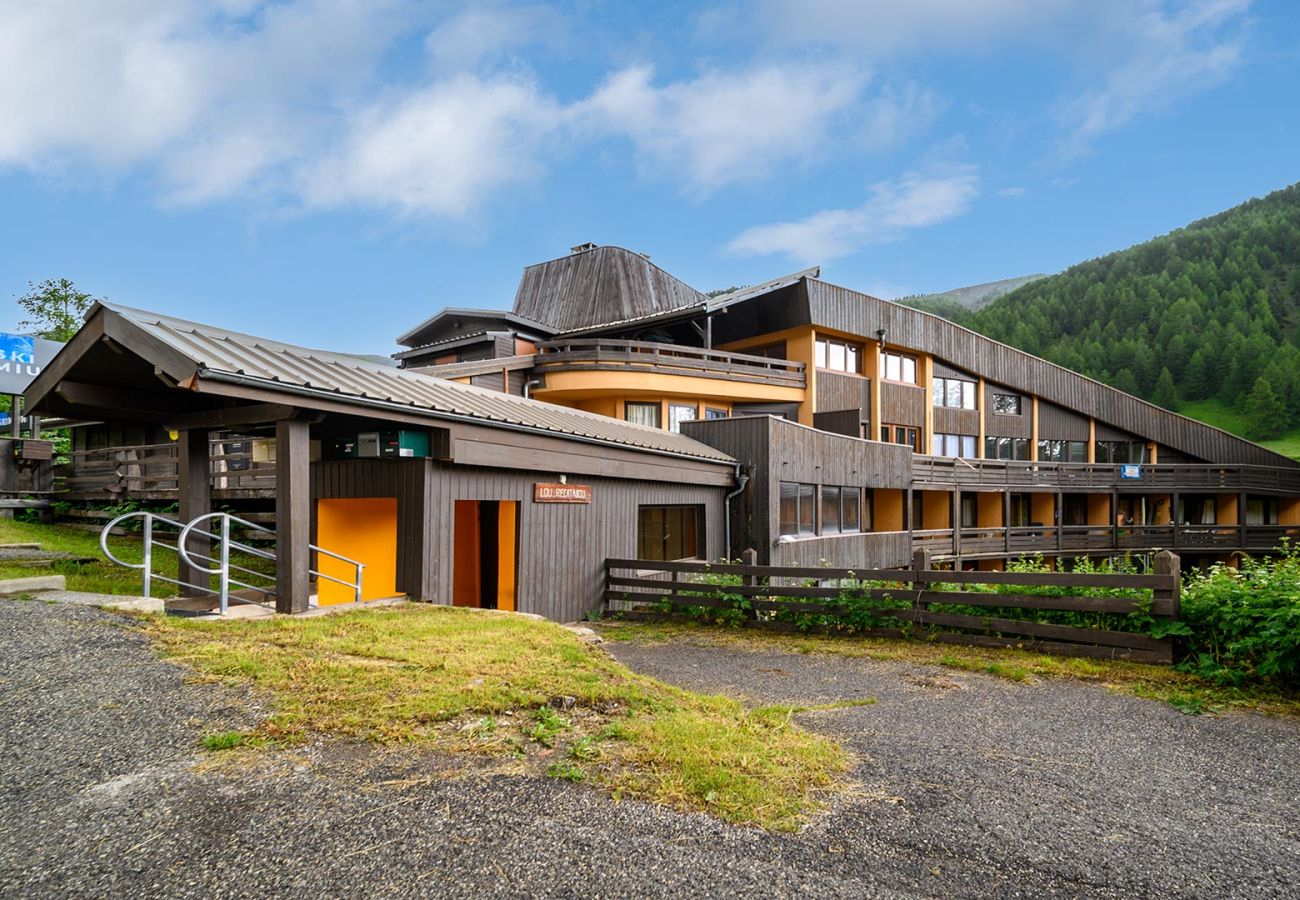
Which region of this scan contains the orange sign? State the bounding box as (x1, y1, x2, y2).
(533, 483, 592, 504)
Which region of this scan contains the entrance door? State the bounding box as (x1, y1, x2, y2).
(453, 500, 518, 611)
(315, 498, 398, 605)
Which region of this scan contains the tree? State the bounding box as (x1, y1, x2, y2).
(1243, 377, 1286, 441)
(16, 278, 100, 341)
(1152, 367, 1178, 411)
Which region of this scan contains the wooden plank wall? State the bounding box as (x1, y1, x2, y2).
(1037, 399, 1091, 440)
(984, 382, 1032, 439)
(880, 382, 925, 428)
(815, 370, 872, 421)
(422, 463, 725, 622)
(773, 530, 911, 569)
(804, 278, 1296, 467)
(933, 406, 979, 436)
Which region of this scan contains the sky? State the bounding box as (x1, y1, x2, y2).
(1, 0, 1297, 354)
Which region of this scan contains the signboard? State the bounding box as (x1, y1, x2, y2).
(0, 333, 66, 396)
(1120, 464, 1142, 480)
(533, 482, 592, 504)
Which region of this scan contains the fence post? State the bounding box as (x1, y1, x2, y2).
(911, 547, 931, 624)
(742, 548, 758, 620)
(1153, 549, 1180, 619)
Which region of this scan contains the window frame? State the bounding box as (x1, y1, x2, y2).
(881, 423, 921, 452)
(880, 350, 918, 384)
(814, 337, 863, 374)
(625, 401, 661, 429)
(636, 504, 705, 562)
(779, 481, 818, 537)
(667, 402, 698, 433)
(933, 376, 978, 409)
(991, 393, 1023, 416)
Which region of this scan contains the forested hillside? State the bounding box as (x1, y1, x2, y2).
(896, 274, 1045, 316)
(961, 182, 1300, 442)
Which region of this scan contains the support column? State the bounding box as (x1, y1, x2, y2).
(905, 487, 915, 557)
(178, 429, 212, 596)
(1056, 491, 1064, 553)
(276, 418, 311, 614)
(1239, 491, 1248, 552)
(950, 490, 962, 562)
(1003, 490, 1012, 555)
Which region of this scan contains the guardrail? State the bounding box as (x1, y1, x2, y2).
(535, 338, 807, 387)
(911, 457, 1300, 493)
(909, 523, 1300, 558)
(58, 437, 275, 500)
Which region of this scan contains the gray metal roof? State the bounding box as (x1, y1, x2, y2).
(100, 303, 735, 465)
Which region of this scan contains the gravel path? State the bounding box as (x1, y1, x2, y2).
(1, 600, 1297, 898)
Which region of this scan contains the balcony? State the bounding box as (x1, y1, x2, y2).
(912, 523, 1300, 560)
(534, 339, 807, 388)
(911, 456, 1300, 494)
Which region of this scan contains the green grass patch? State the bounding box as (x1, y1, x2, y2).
(201, 730, 248, 751)
(1178, 398, 1300, 461)
(148, 605, 848, 831)
(599, 620, 1300, 717)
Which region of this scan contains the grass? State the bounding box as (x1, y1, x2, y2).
(598, 620, 1300, 718)
(1178, 398, 1300, 461)
(148, 604, 849, 831)
(0, 517, 274, 597)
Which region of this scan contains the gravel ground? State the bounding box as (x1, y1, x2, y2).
(1, 600, 1297, 899)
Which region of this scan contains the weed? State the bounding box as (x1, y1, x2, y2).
(569, 735, 601, 761)
(546, 762, 586, 783)
(201, 731, 246, 751)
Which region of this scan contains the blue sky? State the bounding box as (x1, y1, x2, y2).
(1, 0, 1297, 353)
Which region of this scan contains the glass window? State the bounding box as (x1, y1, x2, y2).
(625, 401, 660, 428)
(1068, 441, 1086, 463)
(798, 483, 815, 534)
(821, 486, 842, 534)
(960, 494, 977, 528)
(885, 354, 901, 382)
(934, 433, 977, 458)
(902, 356, 916, 383)
(637, 506, 703, 561)
(842, 488, 861, 533)
(705, 407, 728, 420)
(946, 379, 962, 407)
(962, 435, 977, 458)
(962, 381, 976, 409)
(814, 338, 862, 373)
(992, 393, 1022, 415)
(881, 350, 918, 384)
(934, 376, 978, 409)
(1095, 441, 1148, 464)
(668, 403, 697, 433)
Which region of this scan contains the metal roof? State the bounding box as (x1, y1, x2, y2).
(99, 303, 735, 465)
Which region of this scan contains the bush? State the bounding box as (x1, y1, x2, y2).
(1178, 543, 1300, 687)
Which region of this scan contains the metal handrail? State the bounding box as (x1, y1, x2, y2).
(177, 512, 365, 613)
(100, 511, 186, 600)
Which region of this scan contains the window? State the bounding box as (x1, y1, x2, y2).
(668, 403, 697, 433)
(705, 407, 728, 420)
(933, 433, 978, 458)
(779, 482, 817, 536)
(959, 494, 977, 528)
(984, 436, 1030, 460)
(881, 424, 921, 452)
(992, 393, 1022, 416)
(1095, 441, 1148, 464)
(933, 376, 977, 409)
(1009, 494, 1032, 528)
(625, 401, 660, 428)
(637, 505, 704, 561)
(1245, 498, 1279, 525)
(1038, 439, 1087, 463)
(814, 337, 862, 373)
(880, 350, 917, 384)
(819, 486, 863, 535)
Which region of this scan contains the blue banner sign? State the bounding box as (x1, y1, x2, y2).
(1120, 464, 1142, 480)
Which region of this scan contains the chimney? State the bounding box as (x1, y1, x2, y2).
(570, 242, 598, 254)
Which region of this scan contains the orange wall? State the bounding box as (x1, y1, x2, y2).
(316, 498, 397, 605)
(717, 326, 816, 424)
(920, 490, 951, 529)
(1216, 494, 1240, 526)
(977, 492, 1003, 527)
(1281, 498, 1300, 526)
(1031, 493, 1055, 527)
(453, 500, 480, 606)
(873, 488, 905, 531)
(496, 501, 518, 612)
(1087, 494, 1111, 526)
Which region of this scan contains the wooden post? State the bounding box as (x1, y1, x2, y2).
(9, 396, 19, 438)
(1055, 491, 1063, 552)
(177, 428, 211, 596)
(742, 547, 758, 620)
(1153, 549, 1181, 665)
(950, 490, 962, 562)
(276, 418, 312, 614)
(1003, 490, 1011, 554)
(905, 487, 915, 556)
(1171, 491, 1180, 549)
(1111, 490, 1119, 550)
(1239, 491, 1248, 551)
(0, 440, 15, 521)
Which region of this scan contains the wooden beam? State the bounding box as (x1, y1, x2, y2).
(23, 315, 106, 414)
(54, 381, 187, 416)
(178, 429, 211, 596)
(164, 403, 298, 432)
(276, 418, 311, 614)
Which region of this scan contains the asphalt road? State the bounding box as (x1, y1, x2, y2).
(2, 599, 1297, 898)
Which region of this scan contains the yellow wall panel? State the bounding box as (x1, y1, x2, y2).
(316, 498, 397, 605)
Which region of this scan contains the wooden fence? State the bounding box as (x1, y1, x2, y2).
(604, 549, 1181, 663)
(57, 438, 275, 501)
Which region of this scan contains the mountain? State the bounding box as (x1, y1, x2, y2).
(895, 274, 1047, 318)
(955, 182, 1300, 448)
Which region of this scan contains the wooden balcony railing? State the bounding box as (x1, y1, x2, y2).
(912, 523, 1300, 559)
(57, 438, 276, 501)
(534, 339, 806, 388)
(912, 456, 1300, 493)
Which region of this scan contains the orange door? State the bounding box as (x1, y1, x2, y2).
(315, 498, 398, 605)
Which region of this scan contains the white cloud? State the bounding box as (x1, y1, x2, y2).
(580, 64, 869, 192)
(727, 166, 980, 264)
(299, 75, 562, 217)
(996, 186, 1027, 197)
(859, 81, 945, 152)
(424, 6, 562, 71)
(1055, 0, 1251, 155)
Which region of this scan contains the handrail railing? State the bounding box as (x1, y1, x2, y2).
(534, 338, 807, 386)
(100, 511, 365, 614)
(911, 456, 1300, 492)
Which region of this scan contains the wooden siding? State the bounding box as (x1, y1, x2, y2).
(804, 278, 1297, 468)
(880, 381, 925, 428)
(512, 246, 707, 332)
(815, 370, 872, 419)
(984, 382, 1031, 439)
(1037, 399, 1091, 440)
(932, 359, 976, 380)
(1094, 420, 1140, 441)
(424, 464, 724, 622)
(933, 406, 979, 436)
(683, 415, 912, 563)
(813, 409, 862, 438)
(773, 530, 910, 569)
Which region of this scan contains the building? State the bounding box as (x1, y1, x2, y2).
(29, 244, 1300, 620)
